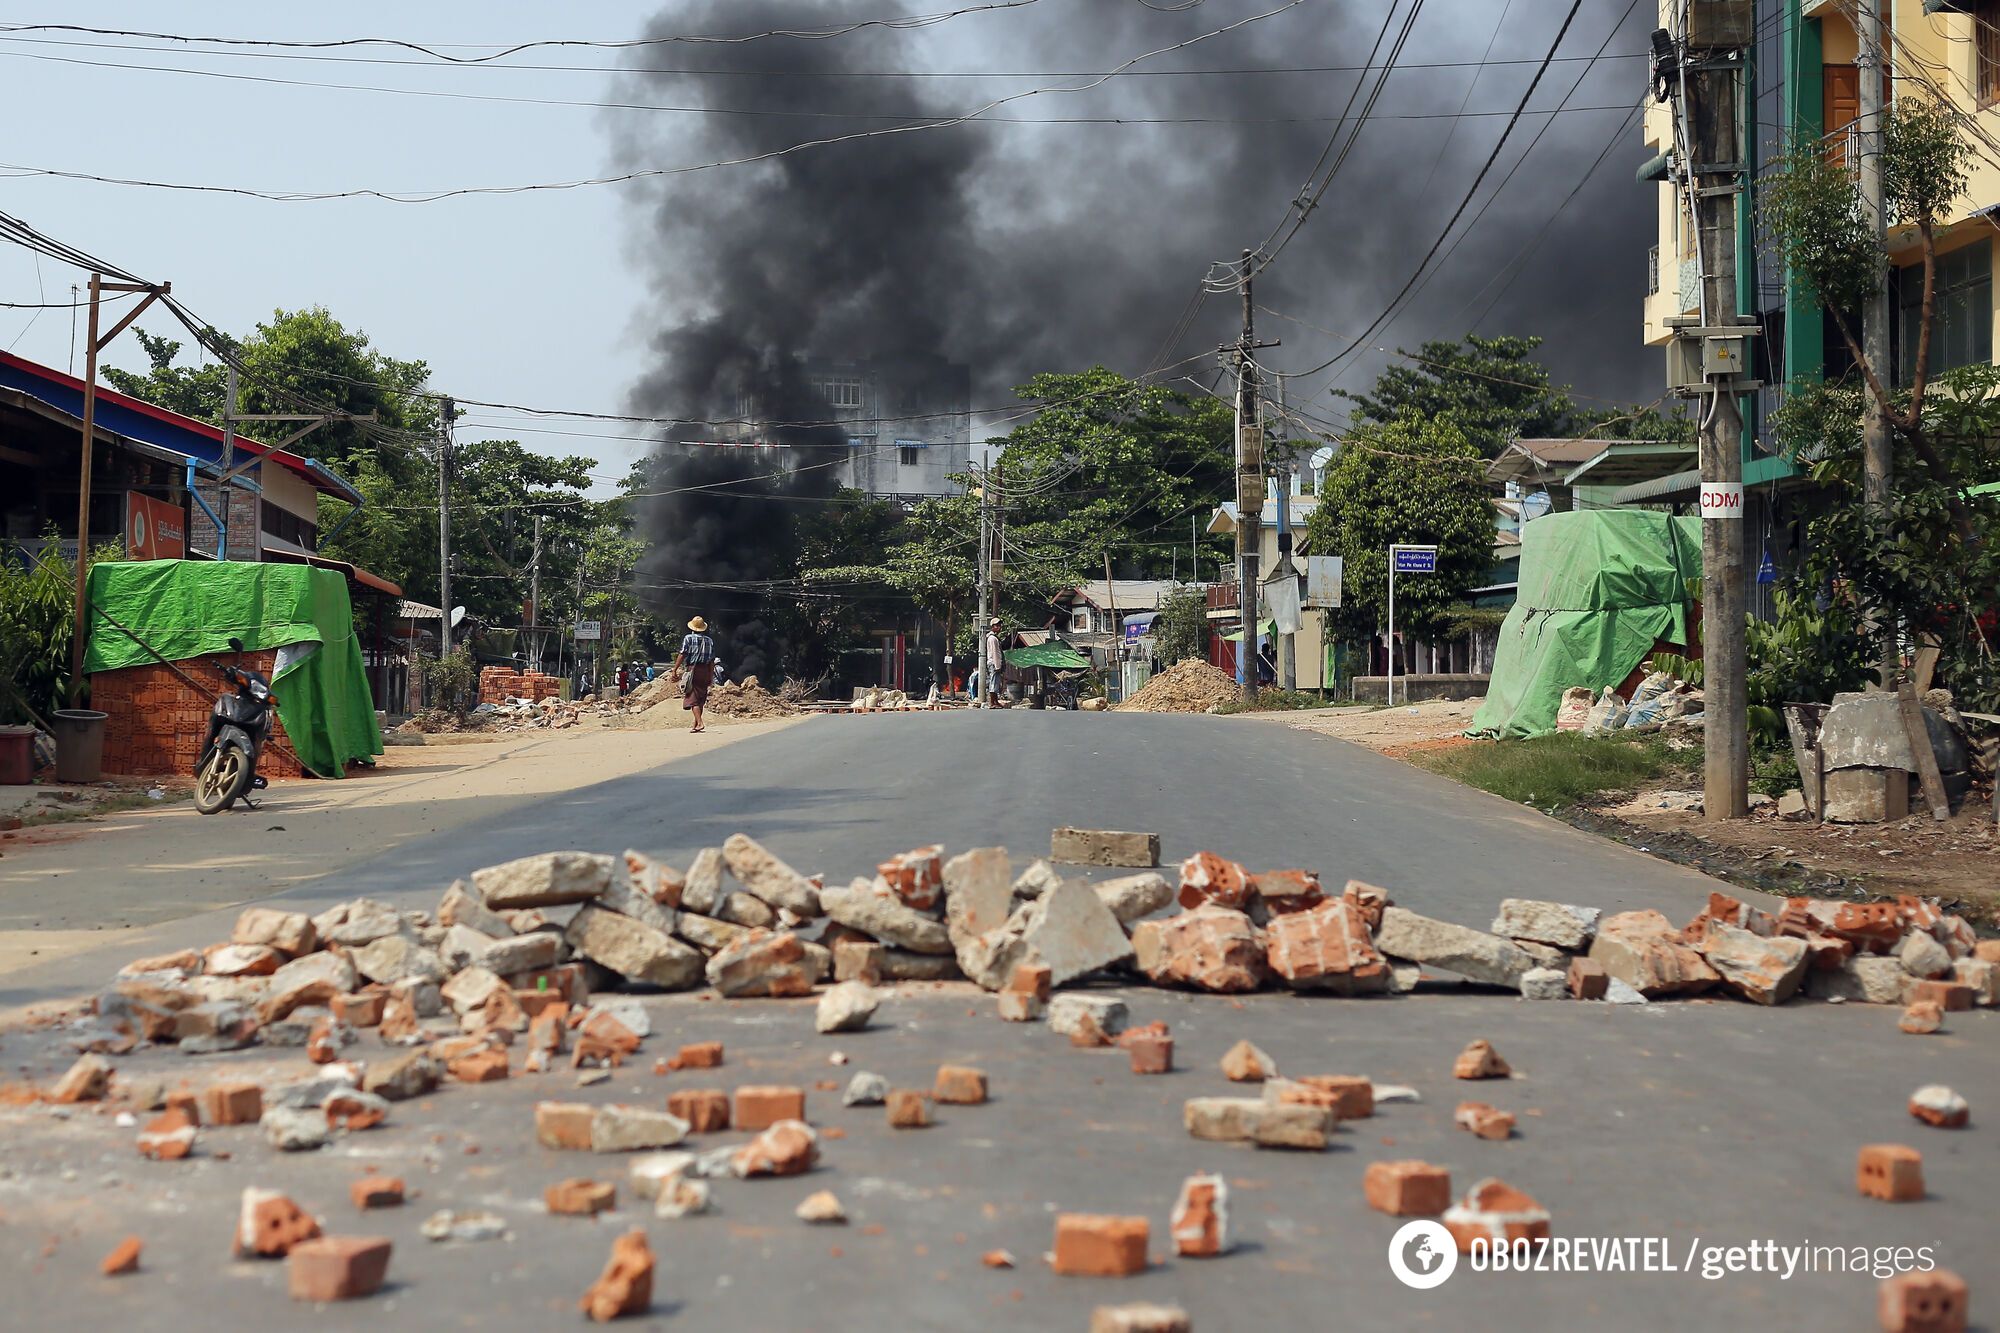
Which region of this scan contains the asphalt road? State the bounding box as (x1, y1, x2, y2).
(2, 712, 1992, 1331)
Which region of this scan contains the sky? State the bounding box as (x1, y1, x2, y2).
(0, 1, 1662, 497)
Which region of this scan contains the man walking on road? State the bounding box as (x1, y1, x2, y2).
(985, 616, 1004, 707)
(674, 615, 717, 734)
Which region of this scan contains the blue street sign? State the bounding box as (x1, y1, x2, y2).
(1391, 547, 1438, 574)
(1756, 550, 1775, 584)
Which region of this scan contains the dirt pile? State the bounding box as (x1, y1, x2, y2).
(1117, 660, 1239, 714)
(706, 677, 796, 719)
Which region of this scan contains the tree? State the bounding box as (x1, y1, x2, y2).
(1762, 95, 1974, 535)
(1150, 585, 1209, 666)
(1333, 335, 1572, 459)
(1305, 413, 1494, 642)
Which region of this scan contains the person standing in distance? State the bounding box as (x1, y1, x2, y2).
(674, 616, 717, 734)
(985, 616, 1004, 708)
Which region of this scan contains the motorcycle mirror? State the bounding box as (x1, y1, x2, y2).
(227, 636, 244, 653)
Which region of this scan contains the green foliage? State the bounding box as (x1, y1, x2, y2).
(1306, 414, 1495, 640)
(1773, 366, 2000, 711)
(1335, 335, 1571, 459)
(1149, 585, 1209, 666)
(1212, 688, 1347, 715)
(1760, 134, 1877, 316)
(417, 645, 477, 714)
(0, 540, 76, 725)
(1743, 585, 1877, 710)
(1410, 733, 1698, 808)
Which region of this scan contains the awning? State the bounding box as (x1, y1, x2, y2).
(263, 543, 404, 597)
(1005, 644, 1091, 669)
(1609, 467, 1702, 506)
(1562, 440, 1698, 490)
(1221, 621, 1277, 642)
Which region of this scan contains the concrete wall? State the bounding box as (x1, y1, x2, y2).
(1349, 673, 1490, 705)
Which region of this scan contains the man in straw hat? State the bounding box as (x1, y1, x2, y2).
(673, 615, 717, 733)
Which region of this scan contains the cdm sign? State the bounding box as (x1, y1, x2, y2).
(1699, 481, 1743, 519)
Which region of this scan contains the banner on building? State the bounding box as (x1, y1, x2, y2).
(125, 491, 186, 561)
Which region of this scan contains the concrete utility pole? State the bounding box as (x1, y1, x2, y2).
(1234, 249, 1263, 704)
(975, 463, 990, 709)
(1274, 465, 1296, 691)
(528, 512, 544, 675)
(1856, 0, 1895, 678)
(1688, 45, 1749, 820)
(437, 397, 455, 657)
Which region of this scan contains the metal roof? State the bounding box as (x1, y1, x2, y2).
(0, 349, 364, 505)
(1062, 579, 1186, 612)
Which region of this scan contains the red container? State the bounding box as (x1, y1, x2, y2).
(0, 725, 36, 786)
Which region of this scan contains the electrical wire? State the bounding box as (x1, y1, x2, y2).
(1259, 0, 1592, 382)
(0, 0, 1307, 203)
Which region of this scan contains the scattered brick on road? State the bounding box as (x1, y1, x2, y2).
(1452, 1039, 1511, 1080)
(1857, 1145, 1925, 1202)
(350, 1177, 405, 1210)
(1908, 1086, 1969, 1129)
(735, 1085, 806, 1131)
(933, 1065, 988, 1105)
(288, 1236, 392, 1303)
(1878, 1268, 1969, 1333)
(1052, 1214, 1150, 1276)
(1364, 1160, 1450, 1216)
(547, 1179, 617, 1216)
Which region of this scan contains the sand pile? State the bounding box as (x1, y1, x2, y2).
(1116, 659, 1239, 713)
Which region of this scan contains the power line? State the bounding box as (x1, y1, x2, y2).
(0, 51, 1644, 126)
(1263, 0, 1592, 382)
(0, 32, 1649, 78)
(0, 0, 1305, 203)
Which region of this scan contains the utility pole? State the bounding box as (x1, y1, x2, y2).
(1274, 464, 1296, 691)
(437, 397, 455, 657)
(67, 273, 170, 704)
(1856, 0, 1894, 679)
(1685, 38, 1749, 820)
(1231, 248, 1277, 704)
(975, 463, 990, 708)
(528, 512, 544, 675)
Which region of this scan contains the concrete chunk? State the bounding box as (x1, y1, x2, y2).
(1700, 922, 1808, 1005)
(477, 932, 562, 976)
(353, 935, 447, 988)
(564, 904, 705, 990)
(943, 847, 1014, 946)
(1804, 954, 1910, 1004)
(437, 880, 515, 938)
(681, 848, 725, 914)
(591, 1105, 690, 1153)
(1094, 872, 1175, 925)
(966, 877, 1134, 992)
(1047, 994, 1128, 1039)
(821, 878, 952, 954)
(473, 851, 613, 910)
(1491, 899, 1600, 951)
(721, 834, 821, 916)
(1375, 907, 1535, 987)
(1051, 826, 1160, 868)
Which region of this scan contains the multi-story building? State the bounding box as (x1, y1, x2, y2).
(723, 356, 973, 501)
(1637, 0, 2000, 608)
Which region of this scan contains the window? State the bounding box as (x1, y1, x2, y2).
(899, 446, 922, 466)
(1980, 0, 2000, 106)
(815, 377, 862, 409)
(260, 503, 317, 551)
(1896, 240, 1993, 383)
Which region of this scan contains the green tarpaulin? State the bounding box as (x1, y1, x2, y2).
(1468, 510, 1701, 739)
(84, 560, 384, 777)
(1004, 644, 1091, 669)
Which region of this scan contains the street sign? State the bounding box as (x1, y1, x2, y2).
(1391, 545, 1438, 574)
(1304, 555, 1342, 608)
(1699, 481, 1744, 519)
(1757, 549, 1775, 584)
(573, 620, 602, 641)
(1385, 545, 1439, 708)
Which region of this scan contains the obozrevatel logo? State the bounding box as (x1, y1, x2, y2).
(1388, 1219, 1458, 1289)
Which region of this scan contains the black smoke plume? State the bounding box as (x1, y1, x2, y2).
(614, 0, 1659, 675)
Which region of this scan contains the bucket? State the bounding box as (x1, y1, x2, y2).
(0, 725, 35, 785)
(51, 709, 107, 784)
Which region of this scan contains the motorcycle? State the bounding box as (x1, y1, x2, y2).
(195, 636, 276, 814)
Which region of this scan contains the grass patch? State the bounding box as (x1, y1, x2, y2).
(1213, 690, 1364, 715)
(1409, 732, 1698, 808)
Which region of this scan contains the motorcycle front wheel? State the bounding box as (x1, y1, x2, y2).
(195, 745, 252, 814)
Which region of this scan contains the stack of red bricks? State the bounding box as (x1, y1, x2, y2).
(93, 650, 305, 780)
(479, 666, 562, 705)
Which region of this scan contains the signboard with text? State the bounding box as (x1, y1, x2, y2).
(125, 491, 185, 561)
(1699, 481, 1744, 519)
(1391, 545, 1438, 574)
(573, 620, 602, 641)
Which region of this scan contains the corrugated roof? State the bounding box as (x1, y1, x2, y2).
(1065, 580, 1185, 612)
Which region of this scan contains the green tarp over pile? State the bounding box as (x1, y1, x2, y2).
(1005, 644, 1092, 669)
(1468, 510, 1701, 739)
(84, 560, 384, 777)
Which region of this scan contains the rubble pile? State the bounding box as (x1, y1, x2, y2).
(1116, 660, 1239, 714)
(704, 677, 797, 719)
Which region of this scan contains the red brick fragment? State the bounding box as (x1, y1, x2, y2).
(330, 991, 386, 1028)
(1900, 1001, 1944, 1035)
(1252, 868, 1325, 915)
(734, 1085, 805, 1131)
(886, 1090, 932, 1128)
(547, 1178, 617, 1216)
(535, 1101, 596, 1151)
(1857, 1144, 1925, 1202)
(325, 1090, 387, 1132)
(933, 1065, 988, 1105)
(350, 1177, 404, 1210)
(238, 1191, 322, 1258)
(732, 1121, 818, 1177)
(100, 1236, 142, 1276)
(1296, 1075, 1373, 1119)
(137, 1108, 196, 1161)
(199, 1081, 263, 1126)
(1363, 1160, 1450, 1216)
(667, 1089, 730, 1134)
(668, 1041, 724, 1071)
(1454, 1101, 1515, 1141)
(1566, 956, 1609, 1000)
(1452, 1040, 1510, 1080)
(447, 1048, 510, 1083)
(1006, 963, 1053, 1002)
(1178, 850, 1254, 911)
(1168, 1174, 1228, 1257)
(1126, 1034, 1173, 1075)
(288, 1236, 392, 1303)
(1052, 1214, 1149, 1277)
(1908, 980, 1975, 1013)
(580, 1229, 653, 1322)
(1879, 1268, 1969, 1333)
(1442, 1178, 1550, 1253)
